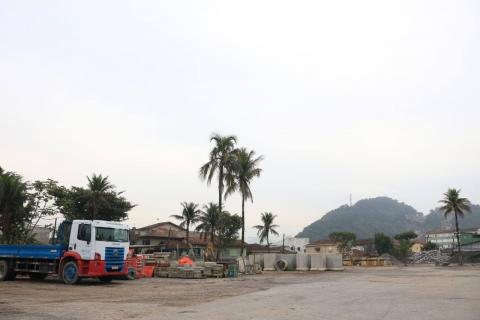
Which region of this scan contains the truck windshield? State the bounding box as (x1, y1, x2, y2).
(95, 227, 129, 242)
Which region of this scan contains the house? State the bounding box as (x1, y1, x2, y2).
(305, 239, 339, 255)
(131, 221, 244, 258)
(425, 228, 479, 251)
(351, 239, 376, 255)
(410, 240, 425, 253)
(272, 236, 310, 253)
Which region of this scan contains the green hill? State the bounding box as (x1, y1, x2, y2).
(297, 197, 480, 242)
(423, 205, 480, 231)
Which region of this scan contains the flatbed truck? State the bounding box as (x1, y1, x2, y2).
(0, 220, 130, 284)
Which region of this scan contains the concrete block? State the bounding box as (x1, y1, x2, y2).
(326, 254, 344, 271)
(309, 253, 326, 271)
(296, 253, 310, 271)
(263, 253, 277, 271)
(277, 254, 296, 271)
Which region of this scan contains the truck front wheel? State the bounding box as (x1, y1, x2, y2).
(0, 259, 16, 281)
(62, 261, 80, 285)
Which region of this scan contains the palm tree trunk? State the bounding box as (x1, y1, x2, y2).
(241, 196, 245, 256)
(218, 167, 223, 211)
(267, 233, 270, 253)
(454, 211, 463, 266)
(186, 222, 190, 245)
(93, 200, 97, 220)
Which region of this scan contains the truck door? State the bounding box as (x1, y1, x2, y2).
(70, 223, 93, 260)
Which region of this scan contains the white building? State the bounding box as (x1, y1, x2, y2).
(272, 236, 310, 253)
(425, 228, 478, 250)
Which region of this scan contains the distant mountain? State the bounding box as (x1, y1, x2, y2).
(296, 197, 480, 242)
(423, 205, 480, 231)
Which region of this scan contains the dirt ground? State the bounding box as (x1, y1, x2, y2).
(1, 265, 479, 320)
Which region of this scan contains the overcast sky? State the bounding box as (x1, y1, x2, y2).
(1, 1, 479, 242)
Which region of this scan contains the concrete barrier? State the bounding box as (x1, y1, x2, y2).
(263, 253, 277, 271)
(309, 253, 326, 271)
(326, 254, 344, 271)
(296, 253, 310, 271)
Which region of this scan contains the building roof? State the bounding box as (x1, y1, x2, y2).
(425, 227, 479, 235)
(136, 221, 184, 231)
(306, 239, 337, 246)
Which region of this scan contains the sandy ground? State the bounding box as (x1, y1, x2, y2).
(1, 265, 479, 320)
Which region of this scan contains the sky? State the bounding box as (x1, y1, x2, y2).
(1, 1, 479, 243)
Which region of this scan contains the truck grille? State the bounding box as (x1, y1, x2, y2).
(105, 247, 124, 272)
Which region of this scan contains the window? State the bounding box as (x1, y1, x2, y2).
(95, 227, 129, 242)
(77, 223, 91, 242)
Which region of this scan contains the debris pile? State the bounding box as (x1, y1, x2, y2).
(408, 250, 450, 265)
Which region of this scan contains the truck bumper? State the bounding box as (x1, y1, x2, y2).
(78, 260, 128, 277)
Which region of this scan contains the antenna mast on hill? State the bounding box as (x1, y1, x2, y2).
(349, 194, 353, 207)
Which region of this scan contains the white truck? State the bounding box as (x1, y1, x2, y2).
(0, 220, 130, 284)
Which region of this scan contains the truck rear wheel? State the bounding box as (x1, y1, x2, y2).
(0, 259, 16, 281)
(62, 261, 80, 285)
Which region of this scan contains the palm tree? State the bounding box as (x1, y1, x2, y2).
(199, 134, 237, 211)
(439, 188, 471, 265)
(0, 169, 28, 244)
(85, 174, 114, 219)
(171, 202, 201, 245)
(253, 212, 279, 252)
(195, 202, 221, 243)
(225, 148, 263, 255)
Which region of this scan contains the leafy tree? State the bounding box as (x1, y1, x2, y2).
(51, 175, 134, 221)
(253, 212, 279, 252)
(0, 168, 29, 243)
(393, 231, 418, 263)
(329, 231, 356, 256)
(374, 233, 393, 255)
(394, 231, 418, 241)
(216, 211, 242, 259)
(423, 241, 438, 251)
(225, 148, 263, 255)
(439, 188, 471, 265)
(396, 239, 412, 263)
(23, 179, 59, 243)
(199, 134, 237, 212)
(171, 202, 201, 245)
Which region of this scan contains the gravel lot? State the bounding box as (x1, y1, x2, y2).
(1, 265, 479, 320)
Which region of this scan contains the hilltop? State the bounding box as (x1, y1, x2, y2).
(296, 197, 480, 241)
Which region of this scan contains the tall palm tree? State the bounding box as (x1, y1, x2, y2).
(0, 169, 28, 244)
(171, 202, 201, 245)
(199, 134, 237, 211)
(85, 174, 114, 219)
(253, 212, 279, 252)
(225, 148, 263, 255)
(439, 188, 471, 265)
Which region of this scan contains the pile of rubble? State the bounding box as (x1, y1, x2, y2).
(408, 250, 451, 265)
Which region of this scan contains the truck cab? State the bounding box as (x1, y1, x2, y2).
(0, 220, 130, 284)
